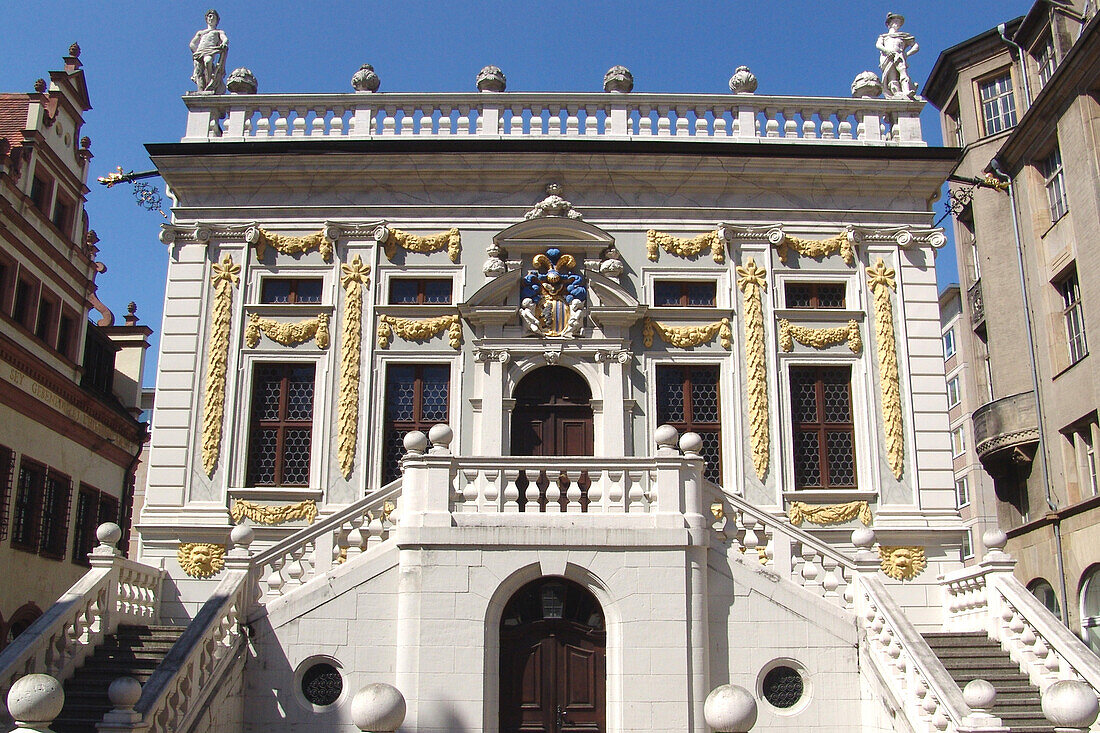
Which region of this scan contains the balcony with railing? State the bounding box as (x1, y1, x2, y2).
(181, 91, 927, 146)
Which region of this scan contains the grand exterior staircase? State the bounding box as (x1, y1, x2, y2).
(924, 631, 1051, 733)
(51, 624, 184, 733)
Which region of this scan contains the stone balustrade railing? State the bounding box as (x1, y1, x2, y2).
(0, 524, 162, 720)
(943, 531, 1100, 704)
(182, 92, 925, 145)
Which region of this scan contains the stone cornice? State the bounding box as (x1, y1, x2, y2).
(159, 220, 386, 245)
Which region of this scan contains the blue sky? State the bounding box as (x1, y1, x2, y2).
(4, 1, 1033, 384)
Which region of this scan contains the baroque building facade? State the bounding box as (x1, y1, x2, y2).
(926, 0, 1100, 642)
(7, 17, 1100, 733)
(0, 48, 150, 650)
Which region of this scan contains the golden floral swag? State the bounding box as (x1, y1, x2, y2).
(250, 227, 334, 261)
(382, 227, 461, 263)
(338, 256, 370, 478)
(646, 229, 724, 263)
(737, 258, 769, 479)
(230, 498, 318, 525)
(200, 256, 239, 475)
(778, 319, 861, 354)
(775, 231, 854, 266)
(245, 313, 330, 349)
(377, 313, 462, 349)
(787, 500, 872, 527)
(642, 318, 732, 349)
(868, 258, 904, 479)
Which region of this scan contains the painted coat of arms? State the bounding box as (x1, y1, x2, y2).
(521, 248, 587, 338)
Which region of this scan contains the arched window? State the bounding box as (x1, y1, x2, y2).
(1027, 578, 1061, 620)
(1079, 565, 1100, 654)
(3, 603, 42, 650)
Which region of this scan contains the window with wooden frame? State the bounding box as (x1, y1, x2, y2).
(0, 252, 14, 315)
(784, 282, 846, 309)
(1040, 146, 1069, 223)
(71, 484, 118, 565)
(56, 309, 77, 361)
(0, 445, 14, 541)
(382, 364, 450, 484)
(656, 365, 721, 481)
(38, 470, 71, 560)
(979, 71, 1017, 136)
(29, 174, 51, 212)
(12, 276, 37, 330)
(51, 195, 74, 237)
(653, 281, 717, 307)
(388, 278, 453, 305)
(1034, 33, 1057, 88)
(260, 277, 323, 304)
(245, 363, 316, 487)
(10, 459, 46, 552)
(34, 291, 57, 345)
(790, 366, 857, 490)
(1058, 270, 1087, 365)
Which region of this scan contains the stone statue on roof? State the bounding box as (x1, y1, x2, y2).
(876, 12, 919, 99)
(191, 9, 229, 94)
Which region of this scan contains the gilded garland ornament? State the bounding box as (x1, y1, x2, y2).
(245, 313, 330, 348)
(338, 256, 370, 478)
(778, 319, 861, 353)
(642, 318, 731, 349)
(200, 255, 239, 475)
(377, 313, 462, 349)
(868, 258, 904, 479)
(879, 545, 926, 581)
(248, 226, 334, 262)
(177, 542, 226, 579)
(737, 258, 769, 479)
(646, 229, 724, 263)
(229, 498, 318, 525)
(787, 500, 872, 527)
(381, 226, 461, 263)
(775, 231, 854, 266)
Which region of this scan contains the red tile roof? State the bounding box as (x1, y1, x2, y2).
(0, 94, 30, 156)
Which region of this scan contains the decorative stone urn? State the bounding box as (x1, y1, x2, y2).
(352, 64, 381, 93)
(603, 65, 634, 93)
(226, 67, 258, 94)
(728, 66, 758, 94)
(704, 684, 758, 732)
(851, 71, 883, 98)
(476, 65, 506, 92)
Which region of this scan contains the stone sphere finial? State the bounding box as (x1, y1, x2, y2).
(852, 526, 876, 550)
(1042, 680, 1100, 729)
(476, 65, 507, 92)
(704, 684, 758, 732)
(34, 79, 47, 94)
(982, 528, 1008, 552)
(352, 64, 381, 93)
(226, 68, 258, 94)
(655, 424, 680, 449)
(108, 677, 142, 710)
(963, 679, 997, 713)
(679, 431, 703, 458)
(402, 430, 428, 456)
(7, 673, 65, 727)
(728, 66, 758, 94)
(351, 683, 406, 732)
(230, 523, 255, 550)
(851, 71, 883, 98)
(603, 65, 634, 93)
(428, 424, 454, 453)
(97, 522, 123, 548)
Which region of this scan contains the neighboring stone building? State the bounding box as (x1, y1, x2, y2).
(939, 285, 999, 566)
(926, 1, 1100, 641)
(0, 48, 150, 648)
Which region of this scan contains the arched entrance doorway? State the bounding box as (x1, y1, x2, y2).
(500, 577, 606, 732)
(511, 366, 593, 457)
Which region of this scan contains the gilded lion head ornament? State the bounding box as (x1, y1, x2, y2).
(879, 545, 926, 581)
(178, 542, 226, 578)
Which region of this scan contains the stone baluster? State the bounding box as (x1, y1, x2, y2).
(799, 542, 822, 593)
(565, 471, 582, 513)
(782, 109, 798, 138)
(606, 470, 623, 513)
(820, 110, 835, 139)
(459, 467, 479, 512)
(693, 107, 708, 136)
(483, 468, 500, 512)
(510, 105, 524, 136)
(801, 111, 817, 138)
(525, 473, 540, 513)
(419, 109, 433, 135)
(821, 554, 841, 598)
(366, 512, 384, 549)
(588, 471, 604, 512)
(741, 515, 760, 561)
(674, 107, 690, 136)
(545, 473, 562, 513)
(400, 111, 414, 136)
(502, 468, 520, 513)
(381, 108, 396, 136)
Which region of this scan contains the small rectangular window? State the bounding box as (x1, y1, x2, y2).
(0, 445, 14, 541)
(34, 293, 56, 344)
(51, 196, 74, 236)
(961, 529, 974, 560)
(1059, 271, 1087, 365)
(260, 278, 323, 304)
(943, 329, 956, 359)
(1040, 147, 1068, 223)
(952, 426, 967, 458)
(38, 471, 71, 560)
(382, 364, 450, 484)
(784, 283, 846, 309)
(653, 281, 717, 307)
(657, 365, 722, 481)
(790, 366, 856, 490)
(72, 485, 98, 565)
(56, 312, 76, 360)
(30, 175, 50, 211)
(947, 377, 961, 408)
(11, 459, 46, 552)
(246, 363, 316, 487)
(955, 477, 970, 508)
(1035, 34, 1057, 88)
(12, 277, 36, 330)
(81, 323, 118, 398)
(388, 278, 453, 305)
(979, 72, 1018, 135)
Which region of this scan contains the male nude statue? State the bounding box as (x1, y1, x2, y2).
(191, 9, 228, 93)
(876, 13, 919, 99)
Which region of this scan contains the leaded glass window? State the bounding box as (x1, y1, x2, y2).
(382, 365, 450, 484)
(246, 363, 316, 486)
(790, 366, 856, 489)
(656, 365, 721, 481)
(653, 281, 717, 307)
(784, 282, 846, 309)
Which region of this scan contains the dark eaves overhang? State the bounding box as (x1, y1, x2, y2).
(924, 17, 1024, 109)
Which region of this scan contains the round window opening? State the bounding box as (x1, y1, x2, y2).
(301, 662, 343, 707)
(761, 665, 804, 709)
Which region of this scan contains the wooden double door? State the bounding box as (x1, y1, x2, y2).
(511, 366, 593, 457)
(500, 579, 605, 732)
